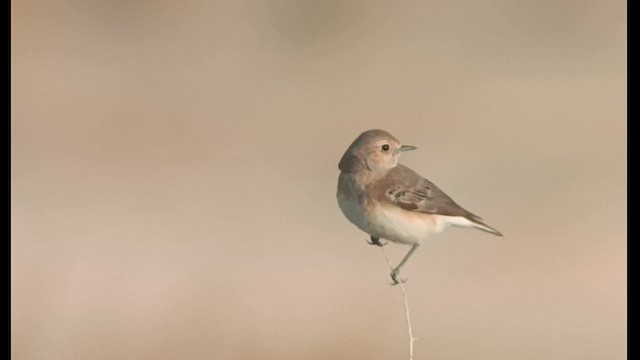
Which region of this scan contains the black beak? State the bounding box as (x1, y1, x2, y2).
(399, 145, 417, 152)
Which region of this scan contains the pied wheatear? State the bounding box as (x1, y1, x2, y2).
(337, 129, 502, 284)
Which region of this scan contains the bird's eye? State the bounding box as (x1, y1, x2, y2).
(381, 144, 390, 152)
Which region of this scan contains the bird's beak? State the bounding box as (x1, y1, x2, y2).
(399, 145, 417, 153)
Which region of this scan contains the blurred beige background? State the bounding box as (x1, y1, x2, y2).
(12, 1, 626, 359)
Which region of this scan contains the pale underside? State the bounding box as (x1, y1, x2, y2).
(338, 192, 479, 245)
(337, 165, 500, 244)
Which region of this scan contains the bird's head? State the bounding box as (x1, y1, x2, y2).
(339, 129, 416, 173)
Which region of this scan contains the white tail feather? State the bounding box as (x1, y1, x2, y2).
(441, 216, 503, 236)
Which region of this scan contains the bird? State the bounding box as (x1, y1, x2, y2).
(337, 129, 502, 284)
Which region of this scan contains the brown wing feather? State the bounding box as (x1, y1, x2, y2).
(379, 165, 479, 219)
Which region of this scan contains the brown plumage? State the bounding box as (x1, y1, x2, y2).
(376, 164, 503, 236)
(337, 129, 502, 283)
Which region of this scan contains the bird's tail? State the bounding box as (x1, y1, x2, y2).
(466, 214, 503, 236)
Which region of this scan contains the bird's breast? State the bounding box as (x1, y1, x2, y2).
(366, 203, 440, 244)
(337, 173, 369, 231)
(338, 173, 438, 244)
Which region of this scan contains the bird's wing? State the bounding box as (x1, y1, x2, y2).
(379, 164, 480, 220)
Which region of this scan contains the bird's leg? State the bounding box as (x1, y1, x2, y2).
(367, 236, 387, 247)
(390, 243, 420, 285)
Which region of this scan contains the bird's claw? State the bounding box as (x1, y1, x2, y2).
(367, 236, 387, 247)
(390, 270, 407, 286)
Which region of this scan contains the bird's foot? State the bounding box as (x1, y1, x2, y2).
(390, 269, 407, 286)
(367, 236, 387, 247)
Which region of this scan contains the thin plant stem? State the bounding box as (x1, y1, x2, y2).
(380, 246, 417, 360)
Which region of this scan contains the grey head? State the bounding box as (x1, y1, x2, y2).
(339, 129, 416, 173)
